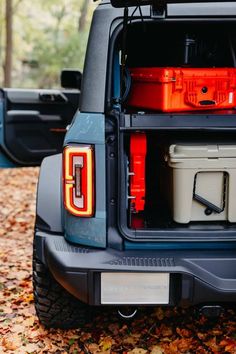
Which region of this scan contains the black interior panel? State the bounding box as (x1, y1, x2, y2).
(2, 88, 80, 165)
(111, 0, 236, 7)
(124, 22, 235, 68)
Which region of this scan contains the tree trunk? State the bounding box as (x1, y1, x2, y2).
(78, 0, 89, 32)
(4, 0, 13, 87)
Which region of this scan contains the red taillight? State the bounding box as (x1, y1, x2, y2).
(63, 145, 94, 217)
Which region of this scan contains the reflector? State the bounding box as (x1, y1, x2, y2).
(75, 164, 82, 198)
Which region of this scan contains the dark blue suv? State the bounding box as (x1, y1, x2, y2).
(1, 0, 236, 328)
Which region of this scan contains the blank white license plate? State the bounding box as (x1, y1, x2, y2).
(101, 273, 170, 305)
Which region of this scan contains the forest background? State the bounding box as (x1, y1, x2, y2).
(0, 0, 96, 89)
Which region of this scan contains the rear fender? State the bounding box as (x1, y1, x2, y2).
(36, 154, 63, 234)
(35, 154, 63, 263)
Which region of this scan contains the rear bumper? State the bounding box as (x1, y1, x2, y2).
(35, 230, 236, 306)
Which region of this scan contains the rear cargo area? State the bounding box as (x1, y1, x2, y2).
(121, 130, 236, 232)
(111, 19, 236, 240)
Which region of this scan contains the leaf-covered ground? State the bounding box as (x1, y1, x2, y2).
(1, 168, 236, 353)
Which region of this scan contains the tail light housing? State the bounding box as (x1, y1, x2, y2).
(63, 145, 94, 217)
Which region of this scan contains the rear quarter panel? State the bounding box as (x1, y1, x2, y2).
(63, 112, 106, 248)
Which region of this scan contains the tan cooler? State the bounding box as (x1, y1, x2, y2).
(168, 144, 236, 224)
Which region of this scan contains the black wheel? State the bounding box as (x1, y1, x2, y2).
(33, 248, 91, 329)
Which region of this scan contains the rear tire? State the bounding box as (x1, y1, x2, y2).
(33, 249, 91, 329)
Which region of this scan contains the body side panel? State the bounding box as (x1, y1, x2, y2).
(64, 112, 106, 248)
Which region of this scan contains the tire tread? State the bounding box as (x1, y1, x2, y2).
(33, 246, 90, 329)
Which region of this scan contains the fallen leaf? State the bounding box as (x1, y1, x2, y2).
(128, 349, 148, 354)
(150, 345, 164, 354)
(2, 336, 21, 350)
(100, 336, 114, 351)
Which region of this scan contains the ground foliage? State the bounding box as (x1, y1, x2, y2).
(1, 168, 236, 353)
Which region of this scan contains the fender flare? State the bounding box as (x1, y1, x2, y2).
(36, 154, 63, 234)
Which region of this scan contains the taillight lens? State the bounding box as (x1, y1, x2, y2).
(63, 145, 94, 217)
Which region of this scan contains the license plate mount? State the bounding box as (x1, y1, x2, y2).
(101, 272, 170, 305)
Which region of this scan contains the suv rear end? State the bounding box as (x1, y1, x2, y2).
(34, 0, 236, 328)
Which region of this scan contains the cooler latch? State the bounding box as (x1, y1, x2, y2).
(193, 172, 227, 216)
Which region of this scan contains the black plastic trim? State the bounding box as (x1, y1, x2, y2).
(36, 154, 63, 234)
(106, 114, 124, 250)
(35, 230, 236, 306)
(122, 113, 236, 131)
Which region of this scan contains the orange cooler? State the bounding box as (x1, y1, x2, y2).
(127, 67, 236, 112)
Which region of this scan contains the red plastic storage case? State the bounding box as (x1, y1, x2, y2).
(129, 133, 147, 214)
(127, 67, 236, 112)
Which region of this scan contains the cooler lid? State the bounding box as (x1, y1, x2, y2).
(169, 144, 236, 159)
(110, 0, 236, 8)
